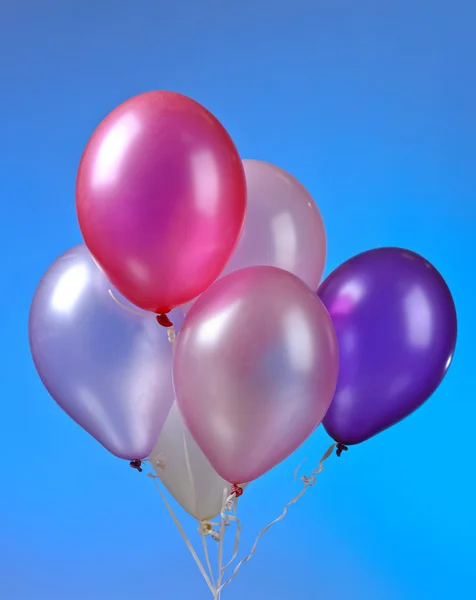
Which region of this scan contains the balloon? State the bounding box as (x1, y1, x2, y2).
(76, 91, 247, 314)
(318, 247, 457, 446)
(174, 266, 339, 484)
(182, 160, 326, 312)
(29, 245, 183, 460)
(149, 404, 247, 522)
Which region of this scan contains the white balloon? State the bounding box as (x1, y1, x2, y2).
(149, 404, 241, 522)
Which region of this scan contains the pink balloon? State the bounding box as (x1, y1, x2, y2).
(182, 160, 326, 313)
(76, 91, 247, 315)
(174, 266, 339, 484)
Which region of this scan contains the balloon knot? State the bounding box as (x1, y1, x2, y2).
(336, 443, 348, 458)
(231, 484, 244, 498)
(156, 313, 173, 328)
(130, 460, 143, 472)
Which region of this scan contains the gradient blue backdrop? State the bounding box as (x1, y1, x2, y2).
(1, 1, 474, 599)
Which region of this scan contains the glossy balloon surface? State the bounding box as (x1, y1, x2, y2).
(77, 91, 246, 313)
(319, 248, 457, 445)
(29, 245, 181, 459)
(174, 266, 339, 484)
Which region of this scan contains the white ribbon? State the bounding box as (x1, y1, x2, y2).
(215, 443, 336, 595)
(147, 474, 215, 594)
(148, 439, 336, 597)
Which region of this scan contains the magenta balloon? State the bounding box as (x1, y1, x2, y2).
(29, 245, 183, 460)
(174, 266, 339, 484)
(76, 91, 247, 314)
(182, 160, 326, 312)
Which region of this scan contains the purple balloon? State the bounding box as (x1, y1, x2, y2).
(29, 245, 183, 460)
(318, 247, 457, 446)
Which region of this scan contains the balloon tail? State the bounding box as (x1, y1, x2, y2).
(129, 460, 143, 473)
(155, 315, 175, 345)
(216, 443, 336, 595)
(156, 313, 174, 328)
(336, 443, 348, 457)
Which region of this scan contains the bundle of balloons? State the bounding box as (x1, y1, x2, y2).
(29, 91, 457, 596)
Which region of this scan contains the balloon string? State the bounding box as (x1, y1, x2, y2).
(108, 289, 176, 345)
(148, 475, 215, 595)
(183, 433, 199, 521)
(216, 443, 336, 595)
(167, 326, 177, 345)
(222, 500, 241, 572)
(200, 528, 215, 588)
(182, 433, 215, 585)
(215, 488, 230, 599)
(108, 289, 151, 318)
(213, 487, 243, 598)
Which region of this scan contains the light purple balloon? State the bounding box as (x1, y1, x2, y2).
(174, 266, 339, 484)
(182, 160, 327, 312)
(29, 245, 183, 460)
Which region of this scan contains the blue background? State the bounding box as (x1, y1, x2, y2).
(1, 1, 475, 598)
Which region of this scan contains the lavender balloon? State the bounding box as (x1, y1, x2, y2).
(319, 248, 457, 447)
(29, 245, 182, 460)
(174, 266, 339, 484)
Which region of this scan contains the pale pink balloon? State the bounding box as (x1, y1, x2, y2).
(182, 160, 326, 312)
(174, 266, 339, 484)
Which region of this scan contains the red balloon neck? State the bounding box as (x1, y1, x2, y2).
(231, 484, 244, 498)
(156, 313, 173, 328)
